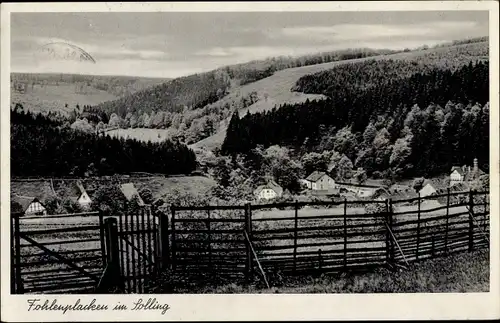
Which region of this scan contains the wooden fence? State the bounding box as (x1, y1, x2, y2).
(11, 211, 106, 294)
(11, 189, 490, 293)
(167, 190, 489, 283)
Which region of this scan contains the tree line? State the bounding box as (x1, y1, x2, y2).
(221, 60, 489, 179)
(11, 108, 197, 177)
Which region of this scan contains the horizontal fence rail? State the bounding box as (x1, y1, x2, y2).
(168, 190, 490, 284)
(11, 211, 106, 294)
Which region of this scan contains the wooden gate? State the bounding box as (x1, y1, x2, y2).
(11, 211, 106, 294)
(116, 205, 159, 293)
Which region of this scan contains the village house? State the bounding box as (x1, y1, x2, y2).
(10, 180, 58, 215)
(336, 179, 382, 198)
(120, 183, 145, 206)
(304, 171, 336, 191)
(450, 158, 485, 186)
(56, 180, 93, 210)
(254, 180, 283, 200)
(11, 196, 48, 215)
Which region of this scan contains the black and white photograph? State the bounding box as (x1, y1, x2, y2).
(1, 1, 499, 321)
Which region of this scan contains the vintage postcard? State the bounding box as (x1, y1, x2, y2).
(1, 1, 499, 321)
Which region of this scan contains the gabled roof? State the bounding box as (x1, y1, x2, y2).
(120, 183, 145, 205)
(421, 179, 447, 191)
(11, 195, 43, 213)
(54, 180, 89, 203)
(336, 180, 381, 189)
(451, 166, 465, 176)
(390, 189, 419, 201)
(254, 181, 283, 196)
(10, 180, 56, 203)
(305, 171, 329, 182)
(435, 182, 470, 195)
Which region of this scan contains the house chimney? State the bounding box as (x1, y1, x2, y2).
(473, 158, 478, 173)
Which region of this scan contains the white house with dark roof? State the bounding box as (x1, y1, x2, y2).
(254, 180, 283, 200)
(450, 158, 485, 186)
(304, 171, 336, 191)
(56, 180, 92, 209)
(11, 195, 48, 215)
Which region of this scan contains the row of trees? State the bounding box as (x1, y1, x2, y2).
(221, 61, 489, 179)
(11, 109, 197, 177)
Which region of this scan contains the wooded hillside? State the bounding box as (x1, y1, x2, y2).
(221, 60, 489, 179)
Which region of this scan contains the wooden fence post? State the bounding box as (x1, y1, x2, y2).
(293, 200, 298, 274)
(96, 217, 124, 293)
(318, 249, 323, 272)
(431, 235, 435, 257)
(416, 193, 421, 261)
(388, 199, 394, 264)
(159, 210, 170, 270)
(468, 190, 474, 252)
(444, 188, 450, 255)
(343, 197, 348, 270)
(244, 203, 253, 279)
(206, 208, 213, 274)
(385, 199, 391, 267)
(171, 206, 177, 271)
(13, 214, 24, 294)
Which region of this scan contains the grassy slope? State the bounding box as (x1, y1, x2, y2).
(158, 249, 489, 293)
(192, 42, 488, 151)
(127, 176, 217, 201)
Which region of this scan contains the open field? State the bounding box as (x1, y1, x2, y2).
(193, 41, 488, 151)
(104, 128, 173, 143)
(130, 175, 217, 201)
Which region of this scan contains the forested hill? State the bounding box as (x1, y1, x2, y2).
(221, 60, 489, 179)
(11, 108, 197, 177)
(95, 48, 397, 120)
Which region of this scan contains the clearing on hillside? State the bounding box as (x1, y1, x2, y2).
(104, 128, 172, 143)
(192, 41, 488, 151)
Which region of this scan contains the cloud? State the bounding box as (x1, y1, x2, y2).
(279, 21, 480, 42)
(195, 47, 235, 57)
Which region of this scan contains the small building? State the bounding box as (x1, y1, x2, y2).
(419, 179, 448, 198)
(120, 183, 145, 206)
(56, 180, 93, 209)
(11, 195, 48, 215)
(450, 166, 465, 186)
(336, 180, 382, 198)
(10, 180, 57, 215)
(254, 180, 283, 200)
(304, 171, 336, 191)
(450, 158, 486, 186)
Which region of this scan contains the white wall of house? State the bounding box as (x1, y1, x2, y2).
(259, 188, 278, 200)
(26, 201, 47, 215)
(312, 175, 335, 190)
(78, 192, 92, 208)
(450, 170, 463, 185)
(419, 184, 437, 197)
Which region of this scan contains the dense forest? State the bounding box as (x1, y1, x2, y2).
(11, 108, 197, 177)
(221, 60, 489, 179)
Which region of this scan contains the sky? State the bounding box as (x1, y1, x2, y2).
(11, 11, 489, 78)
